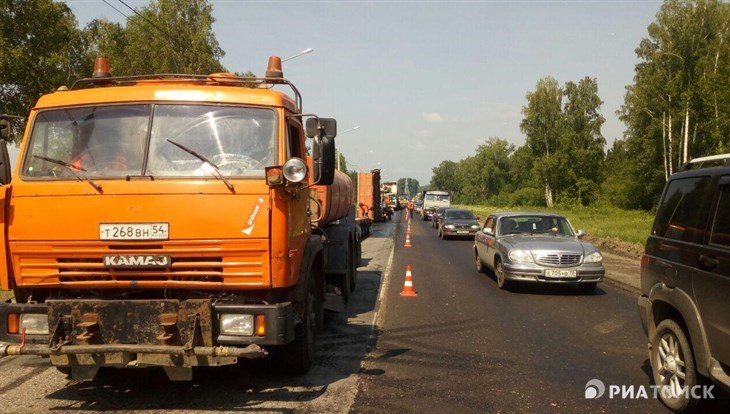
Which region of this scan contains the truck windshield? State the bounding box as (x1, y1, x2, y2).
(22, 104, 276, 179)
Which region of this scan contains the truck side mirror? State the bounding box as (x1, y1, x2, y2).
(0, 119, 9, 140)
(0, 140, 11, 185)
(317, 135, 335, 185)
(319, 118, 337, 138)
(305, 118, 318, 138)
(305, 117, 337, 139)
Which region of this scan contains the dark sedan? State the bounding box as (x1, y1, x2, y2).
(438, 209, 480, 239)
(473, 212, 604, 293)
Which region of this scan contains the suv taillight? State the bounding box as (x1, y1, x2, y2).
(640, 253, 649, 269)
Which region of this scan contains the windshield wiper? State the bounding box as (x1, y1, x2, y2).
(166, 139, 235, 192)
(33, 155, 103, 193)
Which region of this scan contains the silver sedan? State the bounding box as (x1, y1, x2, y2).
(473, 212, 604, 293)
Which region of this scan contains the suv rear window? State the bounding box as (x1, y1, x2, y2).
(653, 176, 713, 243)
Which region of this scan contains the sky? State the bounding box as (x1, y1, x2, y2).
(62, 0, 662, 185)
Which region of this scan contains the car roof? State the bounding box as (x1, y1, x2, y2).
(444, 208, 471, 214)
(491, 211, 566, 219)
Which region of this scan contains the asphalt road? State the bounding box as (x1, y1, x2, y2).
(352, 212, 727, 413)
(0, 220, 397, 414)
(1, 212, 727, 413)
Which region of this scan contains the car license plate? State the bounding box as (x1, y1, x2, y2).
(457, 231, 469, 234)
(544, 269, 577, 278)
(100, 223, 169, 240)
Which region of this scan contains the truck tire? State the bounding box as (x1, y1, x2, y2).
(277, 275, 317, 375)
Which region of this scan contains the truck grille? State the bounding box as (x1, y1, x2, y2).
(11, 240, 269, 287)
(534, 253, 582, 267)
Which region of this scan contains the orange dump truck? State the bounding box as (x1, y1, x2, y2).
(0, 56, 360, 381)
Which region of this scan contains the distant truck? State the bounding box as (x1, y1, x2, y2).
(357, 169, 390, 223)
(421, 190, 451, 220)
(0, 56, 361, 381)
(380, 181, 397, 198)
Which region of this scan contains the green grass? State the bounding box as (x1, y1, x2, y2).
(457, 204, 654, 246)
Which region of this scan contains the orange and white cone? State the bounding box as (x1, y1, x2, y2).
(400, 265, 417, 297)
(404, 233, 412, 247)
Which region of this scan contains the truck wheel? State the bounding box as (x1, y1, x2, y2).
(277, 276, 317, 375)
(651, 319, 704, 413)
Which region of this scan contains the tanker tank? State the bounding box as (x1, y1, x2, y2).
(311, 170, 353, 227)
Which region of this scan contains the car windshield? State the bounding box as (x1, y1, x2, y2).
(499, 215, 574, 237)
(445, 210, 474, 219)
(22, 104, 276, 179)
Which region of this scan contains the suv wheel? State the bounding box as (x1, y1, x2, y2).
(651, 319, 702, 413)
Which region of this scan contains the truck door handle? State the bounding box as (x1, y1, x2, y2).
(699, 254, 719, 270)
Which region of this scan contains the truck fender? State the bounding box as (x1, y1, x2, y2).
(294, 235, 326, 307)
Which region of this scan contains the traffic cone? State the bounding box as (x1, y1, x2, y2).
(404, 233, 412, 247)
(400, 265, 417, 297)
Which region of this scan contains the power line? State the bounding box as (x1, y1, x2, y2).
(116, 0, 185, 71)
(101, 0, 130, 20)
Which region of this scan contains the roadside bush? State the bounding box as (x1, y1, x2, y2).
(507, 187, 544, 206)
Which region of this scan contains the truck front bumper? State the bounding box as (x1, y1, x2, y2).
(0, 299, 294, 369)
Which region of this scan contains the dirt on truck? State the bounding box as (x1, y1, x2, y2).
(0, 56, 361, 381)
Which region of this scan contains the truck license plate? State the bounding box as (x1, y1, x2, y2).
(99, 223, 169, 240)
(544, 269, 577, 278)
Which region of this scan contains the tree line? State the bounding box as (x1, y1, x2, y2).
(1, 0, 230, 138)
(430, 0, 730, 211)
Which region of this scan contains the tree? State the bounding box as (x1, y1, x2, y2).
(560, 77, 606, 205)
(0, 0, 88, 134)
(430, 160, 460, 195)
(397, 178, 419, 198)
(120, 0, 225, 74)
(520, 77, 563, 207)
(616, 0, 730, 209)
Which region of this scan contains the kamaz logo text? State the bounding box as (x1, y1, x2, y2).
(103, 255, 171, 268)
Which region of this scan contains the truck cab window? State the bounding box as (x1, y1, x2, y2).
(287, 123, 303, 159)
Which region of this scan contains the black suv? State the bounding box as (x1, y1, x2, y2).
(639, 153, 730, 412)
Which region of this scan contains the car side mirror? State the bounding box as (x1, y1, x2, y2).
(576, 229, 586, 239)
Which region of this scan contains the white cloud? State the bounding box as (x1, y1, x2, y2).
(422, 112, 444, 123)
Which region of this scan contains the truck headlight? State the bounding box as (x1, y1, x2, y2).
(219, 314, 254, 336)
(584, 251, 603, 263)
(283, 158, 307, 183)
(508, 250, 534, 263)
(20, 314, 49, 335)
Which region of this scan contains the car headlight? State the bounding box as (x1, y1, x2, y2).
(219, 314, 254, 336)
(584, 251, 603, 263)
(508, 250, 534, 263)
(20, 314, 49, 335)
(471, 224, 480, 229)
(444, 224, 455, 229)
